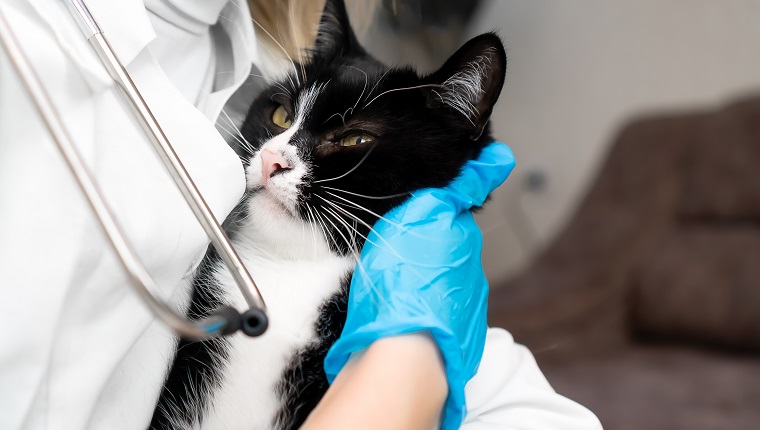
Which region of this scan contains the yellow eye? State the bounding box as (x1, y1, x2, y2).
(272, 105, 292, 129)
(340, 134, 374, 147)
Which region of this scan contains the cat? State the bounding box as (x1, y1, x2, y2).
(150, 0, 506, 428)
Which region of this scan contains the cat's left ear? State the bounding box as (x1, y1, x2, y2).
(426, 33, 507, 140)
(314, 0, 365, 59)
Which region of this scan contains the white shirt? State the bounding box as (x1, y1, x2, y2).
(0, 1, 600, 429)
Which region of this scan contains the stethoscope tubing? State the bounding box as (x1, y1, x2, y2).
(0, 1, 268, 339)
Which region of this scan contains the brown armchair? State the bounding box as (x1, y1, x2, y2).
(488, 96, 760, 429)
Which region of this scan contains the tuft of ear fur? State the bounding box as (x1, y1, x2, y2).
(314, 0, 364, 59)
(426, 33, 507, 140)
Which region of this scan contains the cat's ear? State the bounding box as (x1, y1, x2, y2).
(314, 0, 364, 59)
(426, 33, 507, 140)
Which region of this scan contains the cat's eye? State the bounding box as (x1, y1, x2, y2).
(340, 134, 373, 147)
(271, 105, 292, 129)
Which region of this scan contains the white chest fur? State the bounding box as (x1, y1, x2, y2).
(199, 200, 354, 429)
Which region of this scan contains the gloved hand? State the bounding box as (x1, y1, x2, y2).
(323, 142, 516, 430)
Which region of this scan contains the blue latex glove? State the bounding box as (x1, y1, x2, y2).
(323, 142, 516, 429)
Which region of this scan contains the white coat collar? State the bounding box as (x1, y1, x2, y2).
(42, 0, 259, 113)
(198, 1, 261, 122)
(82, 0, 156, 65)
(144, 0, 231, 34)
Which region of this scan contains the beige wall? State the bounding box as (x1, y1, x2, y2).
(466, 0, 760, 284)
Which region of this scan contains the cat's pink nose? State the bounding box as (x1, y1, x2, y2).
(261, 149, 292, 184)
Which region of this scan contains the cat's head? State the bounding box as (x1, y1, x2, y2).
(236, 0, 506, 257)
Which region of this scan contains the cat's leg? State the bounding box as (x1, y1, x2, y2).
(150, 257, 232, 429)
(273, 278, 350, 430)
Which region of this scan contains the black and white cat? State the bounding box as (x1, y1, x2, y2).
(150, 0, 506, 428)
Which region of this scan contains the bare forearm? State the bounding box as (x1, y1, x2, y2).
(301, 333, 448, 430)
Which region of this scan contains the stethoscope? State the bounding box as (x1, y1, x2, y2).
(0, 0, 268, 340)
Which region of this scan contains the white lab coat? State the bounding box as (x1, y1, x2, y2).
(0, 0, 253, 428)
(0, 1, 600, 429)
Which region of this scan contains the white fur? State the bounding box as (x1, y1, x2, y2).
(197, 83, 356, 429)
(201, 251, 353, 429)
(441, 47, 497, 123)
(246, 86, 320, 216)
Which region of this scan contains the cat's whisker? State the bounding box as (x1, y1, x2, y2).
(220, 5, 298, 91)
(308, 209, 322, 260)
(271, 92, 294, 103)
(216, 112, 238, 131)
(319, 192, 436, 254)
(217, 120, 256, 157)
(301, 206, 313, 257)
(303, 204, 322, 259)
(229, 1, 300, 76)
(220, 109, 252, 148)
(237, 154, 250, 166)
(216, 69, 285, 92)
(320, 206, 359, 254)
(319, 186, 410, 201)
(271, 83, 290, 95)
(365, 67, 392, 103)
(275, 20, 304, 89)
(217, 10, 298, 92)
(252, 36, 298, 92)
(216, 122, 254, 155)
(327, 198, 359, 210)
(258, 124, 275, 141)
(431, 89, 445, 105)
(320, 67, 365, 125)
(308, 206, 330, 243)
(243, 6, 302, 87)
(320, 200, 433, 292)
(325, 200, 416, 310)
(322, 111, 347, 126)
(320, 203, 359, 243)
(316, 202, 358, 253)
(312, 209, 344, 255)
(311, 205, 344, 249)
(288, 1, 308, 82)
(363, 83, 443, 109)
(247, 69, 294, 97)
(299, 203, 308, 254)
(312, 144, 377, 184)
(320, 202, 389, 258)
(321, 190, 406, 230)
(315, 195, 409, 263)
(350, 254, 388, 307)
(344, 65, 369, 113)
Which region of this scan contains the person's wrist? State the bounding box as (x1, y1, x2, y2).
(303, 333, 447, 430)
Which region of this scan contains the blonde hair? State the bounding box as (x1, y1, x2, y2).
(247, 0, 379, 61)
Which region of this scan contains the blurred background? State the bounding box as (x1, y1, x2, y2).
(364, 0, 760, 283)
(355, 1, 760, 429)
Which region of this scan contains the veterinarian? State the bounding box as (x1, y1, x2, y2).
(0, 0, 601, 429)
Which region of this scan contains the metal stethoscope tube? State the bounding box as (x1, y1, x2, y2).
(0, 0, 268, 339)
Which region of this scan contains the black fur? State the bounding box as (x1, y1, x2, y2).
(150, 250, 231, 429)
(273, 277, 351, 429)
(239, 29, 505, 253)
(152, 0, 506, 427)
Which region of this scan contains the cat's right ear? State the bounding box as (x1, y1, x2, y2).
(314, 0, 364, 59)
(425, 33, 507, 140)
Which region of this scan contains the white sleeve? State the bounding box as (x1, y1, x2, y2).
(461, 328, 603, 430)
